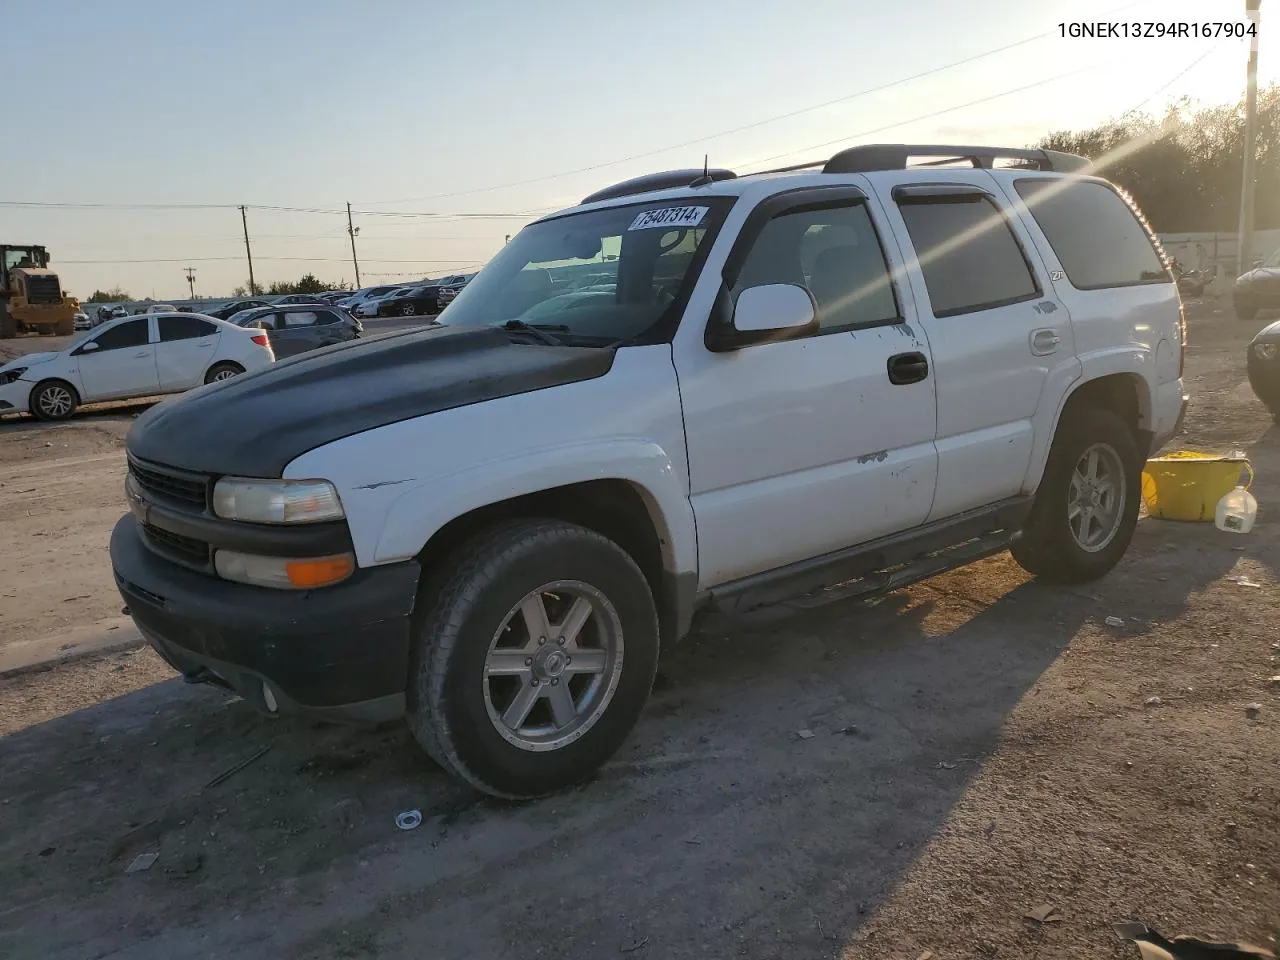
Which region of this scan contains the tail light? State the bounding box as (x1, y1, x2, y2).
(251, 333, 269, 347)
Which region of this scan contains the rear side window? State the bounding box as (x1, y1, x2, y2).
(1013, 179, 1169, 289)
(283, 311, 318, 327)
(159, 316, 217, 341)
(897, 196, 1039, 318)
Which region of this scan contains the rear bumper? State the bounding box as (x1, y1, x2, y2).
(110, 515, 420, 723)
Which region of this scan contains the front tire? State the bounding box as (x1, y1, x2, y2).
(400, 303, 418, 316)
(406, 519, 660, 799)
(1011, 409, 1141, 585)
(30, 380, 79, 421)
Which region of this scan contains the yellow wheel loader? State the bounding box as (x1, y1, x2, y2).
(0, 245, 79, 338)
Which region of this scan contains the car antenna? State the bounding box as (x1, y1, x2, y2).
(689, 154, 714, 188)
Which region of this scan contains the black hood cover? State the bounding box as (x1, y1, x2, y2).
(126, 324, 615, 477)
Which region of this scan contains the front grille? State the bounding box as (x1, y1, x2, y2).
(24, 275, 62, 305)
(142, 523, 211, 567)
(129, 457, 209, 509)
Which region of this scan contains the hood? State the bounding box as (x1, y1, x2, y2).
(1, 352, 59, 372)
(1252, 317, 1280, 341)
(1238, 266, 1280, 286)
(126, 324, 616, 477)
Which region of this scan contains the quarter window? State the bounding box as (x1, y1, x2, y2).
(897, 195, 1039, 317)
(732, 202, 899, 332)
(1014, 179, 1169, 289)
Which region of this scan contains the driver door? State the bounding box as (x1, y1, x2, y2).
(73, 317, 159, 401)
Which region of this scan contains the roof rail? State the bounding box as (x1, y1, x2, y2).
(822, 143, 1091, 175)
(580, 168, 737, 205)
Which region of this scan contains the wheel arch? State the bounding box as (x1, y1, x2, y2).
(1025, 368, 1154, 493)
(29, 376, 81, 417)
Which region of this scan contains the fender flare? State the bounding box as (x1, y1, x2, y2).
(372, 438, 697, 576)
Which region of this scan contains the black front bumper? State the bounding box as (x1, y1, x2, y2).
(110, 515, 420, 723)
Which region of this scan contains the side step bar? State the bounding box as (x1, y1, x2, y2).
(703, 496, 1031, 616)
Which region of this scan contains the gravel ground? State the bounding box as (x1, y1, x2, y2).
(0, 301, 1276, 960)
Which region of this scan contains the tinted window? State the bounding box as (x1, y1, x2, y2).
(897, 196, 1038, 317)
(159, 315, 217, 341)
(732, 201, 898, 331)
(314, 310, 340, 325)
(1014, 179, 1169, 289)
(283, 311, 319, 327)
(92, 319, 149, 350)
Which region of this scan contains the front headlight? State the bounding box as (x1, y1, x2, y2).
(1254, 342, 1279, 361)
(212, 477, 345, 524)
(0, 367, 27, 386)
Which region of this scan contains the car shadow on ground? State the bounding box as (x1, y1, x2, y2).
(0, 510, 1254, 960)
(0, 399, 157, 434)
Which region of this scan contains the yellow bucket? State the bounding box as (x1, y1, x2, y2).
(1141, 450, 1254, 522)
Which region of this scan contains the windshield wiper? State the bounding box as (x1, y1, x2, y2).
(502, 319, 568, 346)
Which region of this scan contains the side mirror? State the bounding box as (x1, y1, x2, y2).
(79, 341, 99, 353)
(706, 283, 818, 351)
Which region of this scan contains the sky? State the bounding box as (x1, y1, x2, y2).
(3, 0, 1274, 300)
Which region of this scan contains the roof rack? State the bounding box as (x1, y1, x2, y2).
(578, 143, 1091, 206)
(821, 143, 1090, 174)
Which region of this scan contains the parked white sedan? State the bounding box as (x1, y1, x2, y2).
(0, 312, 274, 421)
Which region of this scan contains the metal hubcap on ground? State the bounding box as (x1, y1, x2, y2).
(1068, 442, 1126, 552)
(38, 386, 72, 417)
(212, 368, 238, 382)
(483, 580, 624, 752)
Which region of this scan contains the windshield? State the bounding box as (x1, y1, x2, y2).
(438, 196, 734, 344)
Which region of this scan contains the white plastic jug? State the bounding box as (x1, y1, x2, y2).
(1215, 484, 1258, 534)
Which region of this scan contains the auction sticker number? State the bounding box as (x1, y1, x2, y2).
(628, 206, 708, 231)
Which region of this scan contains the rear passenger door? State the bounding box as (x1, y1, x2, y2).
(269, 310, 321, 357)
(875, 173, 1075, 521)
(156, 315, 219, 391)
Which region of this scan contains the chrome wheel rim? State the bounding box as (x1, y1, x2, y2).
(401, 304, 416, 316)
(211, 368, 238, 382)
(37, 385, 73, 417)
(1068, 442, 1126, 552)
(483, 580, 624, 752)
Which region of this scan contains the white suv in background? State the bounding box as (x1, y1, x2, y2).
(111, 143, 1186, 799)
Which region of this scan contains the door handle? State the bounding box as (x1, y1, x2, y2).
(1030, 328, 1061, 356)
(887, 351, 929, 385)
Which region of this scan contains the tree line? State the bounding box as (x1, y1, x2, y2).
(1037, 84, 1279, 234)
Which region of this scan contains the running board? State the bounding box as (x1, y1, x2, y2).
(704, 496, 1031, 616)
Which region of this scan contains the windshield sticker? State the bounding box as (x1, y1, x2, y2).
(628, 206, 709, 231)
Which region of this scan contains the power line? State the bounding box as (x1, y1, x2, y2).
(1126, 40, 1229, 114)
(352, 0, 1151, 205)
(58, 256, 491, 264)
(735, 61, 1105, 172)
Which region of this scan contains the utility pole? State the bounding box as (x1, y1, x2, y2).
(184, 267, 196, 299)
(239, 205, 256, 295)
(347, 202, 362, 288)
(1237, 0, 1263, 275)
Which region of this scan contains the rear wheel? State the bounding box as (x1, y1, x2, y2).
(204, 362, 244, 384)
(1011, 409, 1141, 585)
(400, 302, 418, 316)
(0, 303, 15, 339)
(406, 519, 660, 799)
(30, 380, 79, 421)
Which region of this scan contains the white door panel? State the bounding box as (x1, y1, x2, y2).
(155, 336, 217, 391)
(679, 328, 937, 588)
(77, 346, 159, 400)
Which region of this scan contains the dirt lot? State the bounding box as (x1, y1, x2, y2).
(1, 304, 1277, 960)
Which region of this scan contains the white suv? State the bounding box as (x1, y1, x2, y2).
(110, 143, 1187, 799)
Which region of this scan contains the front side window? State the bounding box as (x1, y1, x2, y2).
(159, 316, 217, 341)
(897, 195, 1039, 317)
(437, 197, 735, 344)
(91, 319, 149, 351)
(731, 201, 899, 332)
(1014, 178, 1169, 289)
